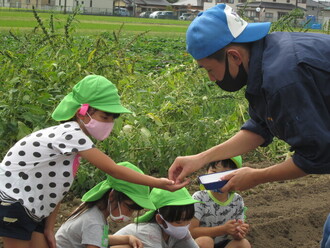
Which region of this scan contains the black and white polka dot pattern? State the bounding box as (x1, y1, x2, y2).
(0, 121, 94, 219)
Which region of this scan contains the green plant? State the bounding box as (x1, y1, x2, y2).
(270, 8, 308, 32)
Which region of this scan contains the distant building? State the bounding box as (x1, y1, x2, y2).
(306, 0, 330, 22)
(322, 6, 330, 28)
(172, 0, 203, 16)
(5, 0, 55, 9)
(124, 0, 172, 16)
(202, 0, 306, 22)
(237, 1, 306, 22)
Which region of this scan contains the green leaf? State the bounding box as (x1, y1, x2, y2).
(140, 127, 151, 138)
(147, 113, 163, 127)
(17, 121, 31, 140)
(88, 49, 97, 62)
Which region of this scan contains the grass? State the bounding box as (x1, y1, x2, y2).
(0, 9, 191, 36)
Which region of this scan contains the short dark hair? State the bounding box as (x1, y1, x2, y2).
(206, 159, 237, 171)
(207, 43, 252, 62)
(207, 48, 226, 62)
(149, 204, 195, 223)
(88, 106, 120, 119)
(63, 106, 120, 123)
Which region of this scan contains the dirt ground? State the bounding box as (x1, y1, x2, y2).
(1, 161, 329, 248)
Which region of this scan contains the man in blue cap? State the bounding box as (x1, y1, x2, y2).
(168, 4, 330, 247)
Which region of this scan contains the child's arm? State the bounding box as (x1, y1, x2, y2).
(108, 234, 144, 248)
(189, 217, 240, 238)
(44, 202, 61, 248)
(79, 148, 189, 191)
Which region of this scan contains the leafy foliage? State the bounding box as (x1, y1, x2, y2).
(1, 8, 321, 196)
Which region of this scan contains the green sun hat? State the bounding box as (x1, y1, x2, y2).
(135, 187, 201, 223)
(81, 161, 155, 210)
(230, 155, 242, 168)
(52, 75, 131, 121)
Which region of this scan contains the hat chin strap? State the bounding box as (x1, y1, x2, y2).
(79, 104, 90, 115)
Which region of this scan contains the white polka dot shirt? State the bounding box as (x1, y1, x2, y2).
(0, 121, 94, 219)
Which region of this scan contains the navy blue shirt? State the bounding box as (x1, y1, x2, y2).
(241, 32, 330, 174)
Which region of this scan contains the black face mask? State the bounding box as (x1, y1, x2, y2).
(215, 54, 248, 92)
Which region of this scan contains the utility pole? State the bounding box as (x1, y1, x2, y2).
(64, 0, 67, 13)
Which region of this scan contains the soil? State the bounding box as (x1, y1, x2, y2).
(1, 161, 330, 248)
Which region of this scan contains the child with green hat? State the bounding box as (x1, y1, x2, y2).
(114, 187, 211, 248)
(55, 161, 154, 248)
(190, 156, 251, 248)
(0, 75, 186, 248)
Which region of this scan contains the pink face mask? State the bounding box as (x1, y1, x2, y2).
(82, 113, 114, 140)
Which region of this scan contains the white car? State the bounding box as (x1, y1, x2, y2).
(179, 13, 192, 20)
(114, 7, 130, 16)
(149, 11, 162, 18)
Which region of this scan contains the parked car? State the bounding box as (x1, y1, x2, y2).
(179, 13, 192, 20)
(149, 11, 162, 18)
(114, 7, 130, 16)
(157, 11, 177, 19)
(139, 11, 151, 18)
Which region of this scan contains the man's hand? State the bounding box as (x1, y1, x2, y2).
(220, 167, 260, 192)
(168, 155, 205, 184)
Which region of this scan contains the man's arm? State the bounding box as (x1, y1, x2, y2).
(221, 158, 307, 192)
(169, 130, 264, 183)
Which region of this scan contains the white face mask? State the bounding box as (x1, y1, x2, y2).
(158, 214, 190, 240)
(108, 200, 131, 223)
(81, 112, 114, 141)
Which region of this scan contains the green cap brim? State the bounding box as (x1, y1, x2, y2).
(123, 190, 156, 210)
(230, 155, 242, 168)
(52, 75, 132, 121)
(81, 179, 112, 202)
(135, 188, 201, 223)
(52, 93, 131, 121)
(81, 162, 155, 211)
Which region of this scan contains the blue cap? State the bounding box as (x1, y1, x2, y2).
(186, 4, 271, 60)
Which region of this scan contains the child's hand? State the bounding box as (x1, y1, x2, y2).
(223, 220, 240, 236)
(238, 222, 250, 237)
(128, 235, 144, 248)
(232, 220, 250, 240)
(44, 228, 56, 248)
(158, 177, 190, 192)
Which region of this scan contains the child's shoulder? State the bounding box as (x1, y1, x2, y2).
(23, 121, 83, 141)
(119, 222, 160, 234)
(192, 190, 209, 200)
(26, 121, 80, 137)
(75, 205, 106, 224)
(232, 192, 244, 201)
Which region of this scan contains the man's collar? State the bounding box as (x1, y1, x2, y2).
(246, 38, 266, 95)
